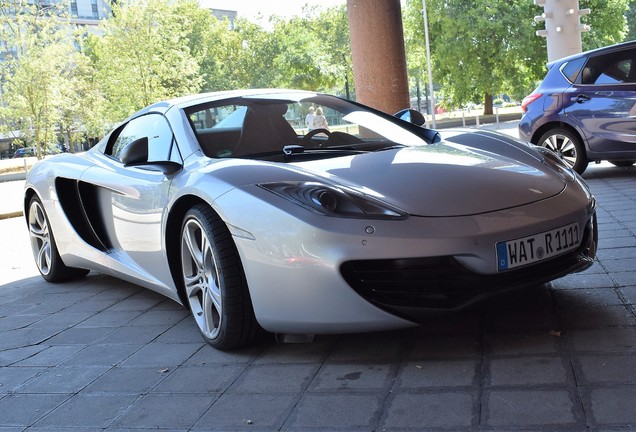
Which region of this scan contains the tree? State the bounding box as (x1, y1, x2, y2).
(581, 0, 629, 49)
(270, 16, 331, 90)
(5, 43, 64, 157)
(171, 1, 249, 92)
(0, 0, 87, 158)
(86, 0, 203, 122)
(260, 6, 352, 93)
(403, 0, 629, 115)
(626, 0, 636, 41)
(402, 0, 435, 112)
(306, 5, 353, 97)
(234, 19, 279, 89)
(57, 48, 108, 152)
(403, 0, 546, 115)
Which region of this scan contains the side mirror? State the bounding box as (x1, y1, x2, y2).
(120, 136, 182, 175)
(120, 136, 148, 166)
(394, 109, 426, 127)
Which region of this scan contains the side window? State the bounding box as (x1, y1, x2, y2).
(107, 114, 178, 164)
(188, 105, 247, 132)
(582, 49, 636, 85)
(561, 57, 586, 83)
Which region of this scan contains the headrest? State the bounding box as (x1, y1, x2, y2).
(248, 103, 289, 117)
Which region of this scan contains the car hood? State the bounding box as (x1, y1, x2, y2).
(291, 141, 565, 217)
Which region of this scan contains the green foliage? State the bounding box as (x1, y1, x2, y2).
(403, 0, 546, 113)
(0, 0, 87, 158)
(402, 0, 427, 78)
(87, 0, 203, 122)
(581, 0, 629, 48)
(270, 16, 330, 89)
(626, 0, 636, 41)
(171, 1, 250, 92)
(4, 0, 632, 150)
(303, 5, 353, 96)
(402, 0, 630, 114)
(1, 0, 353, 150)
(57, 49, 107, 152)
(260, 5, 352, 95)
(85, 0, 351, 121)
(234, 19, 279, 88)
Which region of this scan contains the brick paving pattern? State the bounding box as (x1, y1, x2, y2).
(1, 163, 635, 431)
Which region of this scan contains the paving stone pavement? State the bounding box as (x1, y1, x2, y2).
(1, 162, 636, 431)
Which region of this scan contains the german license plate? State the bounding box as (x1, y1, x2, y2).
(496, 222, 580, 272)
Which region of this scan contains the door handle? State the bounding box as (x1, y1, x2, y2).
(574, 95, 591, 103)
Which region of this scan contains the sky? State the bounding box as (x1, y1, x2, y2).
(199, 0, 347, 21)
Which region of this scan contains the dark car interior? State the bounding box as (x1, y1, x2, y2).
(190, 101, 300, 158)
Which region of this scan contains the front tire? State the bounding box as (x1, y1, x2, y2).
(538, 128, 588, 174)
(27, 195, 89, 282)
(180, 205, 258, 350)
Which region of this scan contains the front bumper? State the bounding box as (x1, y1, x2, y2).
(218, 178, 596, 335)
(341, 212, 597, 321)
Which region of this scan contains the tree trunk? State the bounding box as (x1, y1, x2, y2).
(483, 93, 493, 116)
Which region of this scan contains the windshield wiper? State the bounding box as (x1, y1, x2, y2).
(374, 144, 406, 152)
(283, 144, 361, 154)
(282, 144, 369, 160)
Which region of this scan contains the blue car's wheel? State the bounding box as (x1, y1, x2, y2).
(538, 128, 587, 174)
(180, 205, 259, 349)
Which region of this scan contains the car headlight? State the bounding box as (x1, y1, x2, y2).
(259, 181, 408, 220)
(534, 145, 576, 181)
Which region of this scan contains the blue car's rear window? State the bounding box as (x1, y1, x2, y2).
(561, 57, 587, 83)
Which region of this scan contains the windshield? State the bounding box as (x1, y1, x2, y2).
(185, 93, 430, 159)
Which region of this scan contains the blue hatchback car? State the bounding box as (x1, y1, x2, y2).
(519, 40, 636, 174)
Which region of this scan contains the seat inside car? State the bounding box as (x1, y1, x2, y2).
(581, 65, 597, 84)
(234, 103, 298, 156)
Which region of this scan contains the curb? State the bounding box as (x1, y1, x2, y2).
(433, 112, 522, 129)
(0, 211, 23, 220)
(0, 172, 27, 183)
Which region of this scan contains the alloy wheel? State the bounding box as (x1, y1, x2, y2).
(181, 217, 223, 340)
(541, 133, 578, 169)
(28, 199, 52, 276)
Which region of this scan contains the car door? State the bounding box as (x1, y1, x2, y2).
(81, 113, 181, 289)
(563, 46, 636, 153)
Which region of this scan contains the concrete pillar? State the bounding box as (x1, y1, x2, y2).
(347, 0, 409, 114)
(534, 0, 591, 62)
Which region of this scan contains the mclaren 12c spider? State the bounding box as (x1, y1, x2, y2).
(24, 89, 597, 349)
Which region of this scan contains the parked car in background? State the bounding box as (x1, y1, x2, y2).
(13, 147, 36, 158)
(519, 40, 636, 174)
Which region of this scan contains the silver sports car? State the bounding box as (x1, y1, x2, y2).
(24, 89, 597, 349)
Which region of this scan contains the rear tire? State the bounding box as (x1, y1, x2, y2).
(27, 195, 89, 282)
(537, 128, 588, 174)
(180, 204, 258, 350)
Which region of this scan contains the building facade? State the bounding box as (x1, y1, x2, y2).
(69, 0, 110, 26)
